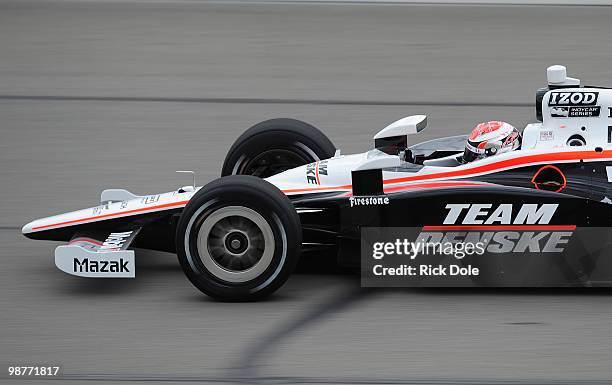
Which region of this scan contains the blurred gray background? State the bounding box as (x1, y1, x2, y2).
(1, 1, 612, 384)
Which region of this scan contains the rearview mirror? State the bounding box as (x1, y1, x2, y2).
(373, 115, 427, 155)
(374, 115, 427, 140)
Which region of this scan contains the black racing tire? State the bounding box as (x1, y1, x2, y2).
(221, 118, 336, 178)
(176, 175, 301, 301)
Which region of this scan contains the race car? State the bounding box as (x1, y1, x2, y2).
(22, 65, 612, 300)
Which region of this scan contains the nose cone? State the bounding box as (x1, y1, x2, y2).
(22, 220, 35, 236)
(22, 218, 44, 238)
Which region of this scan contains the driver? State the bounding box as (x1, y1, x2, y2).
(463, 121, 521, 163)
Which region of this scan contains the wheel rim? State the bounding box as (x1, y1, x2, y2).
(196, 206, 275, 283)
(238, 149, 310, 177)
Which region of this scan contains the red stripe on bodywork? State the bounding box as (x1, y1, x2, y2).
(32, 200, 190, 231)
(282, 184, 352, 194)
(281, 150, 612, 195)
(383, 150, 609, 185)
(384, 181, 488, 193)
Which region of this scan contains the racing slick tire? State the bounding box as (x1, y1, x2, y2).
(221, 118, 336, 178)
(176, 175, 301, 301)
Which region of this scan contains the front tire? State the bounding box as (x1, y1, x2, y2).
(176, 175, 301, 301)
(221, 118, 336, 178)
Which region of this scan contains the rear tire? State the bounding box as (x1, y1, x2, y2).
(221, 118, 336, 178)
(176, 175, 301, 301)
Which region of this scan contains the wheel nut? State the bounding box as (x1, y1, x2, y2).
(231, 239, 242, 249)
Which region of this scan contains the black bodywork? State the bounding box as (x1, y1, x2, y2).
(292, 138, 612, 285)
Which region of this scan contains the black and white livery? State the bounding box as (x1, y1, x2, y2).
(23, 65, 612, 300)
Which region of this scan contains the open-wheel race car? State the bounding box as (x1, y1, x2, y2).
(23, 65, 612, 300)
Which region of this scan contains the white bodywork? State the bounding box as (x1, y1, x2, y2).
(22, 189, 197, 235)
(524, 86, 608, 150)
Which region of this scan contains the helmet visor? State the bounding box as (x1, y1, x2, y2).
(463, 148, 481, 163)
(463, 140, 486, 163)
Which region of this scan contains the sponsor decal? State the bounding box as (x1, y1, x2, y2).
(319, 160, 328, 176)
(306, 160, 328, 185)
(441, 203, 557, 225)
(141, 194, 160, 204)
(539, 130, 554, 141)
(92, 203, 110, 215)
(550, 107, 569, 117)
(349, 196, 390, 207)
(550, 106, 600, 118)
(99, 231, 134, 251)
(55, 241, 136, 278)
(306, 163, 317, 184)
(417, 229, 573, 254)
(415, 203, 574, 254)
(548, 92, 600, 118)
(548, 91, 598, 106)
(73, 258, 130, 273)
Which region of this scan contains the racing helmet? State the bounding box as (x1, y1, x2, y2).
(463, 121, 521, 163)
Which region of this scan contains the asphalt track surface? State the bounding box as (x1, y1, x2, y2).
(2, 1, 612, 384)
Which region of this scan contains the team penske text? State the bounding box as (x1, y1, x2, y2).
(369, 203, 576, 261)
(425, 203, 576, 253)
